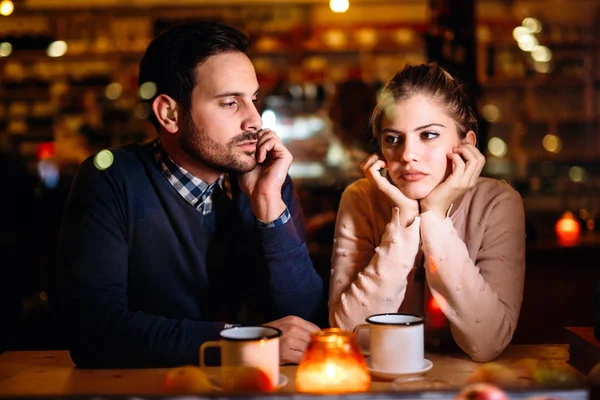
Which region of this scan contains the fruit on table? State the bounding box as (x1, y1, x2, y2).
(532, 366, 582, 387)
(513, 358, 539, 378)
(467, 362, 520, 387)
(162, 365, 213, 393)
(455, 383, 509, 400)
(222, 366, 274, 392)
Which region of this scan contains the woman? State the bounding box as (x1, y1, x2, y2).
(328, 63, 525, 362)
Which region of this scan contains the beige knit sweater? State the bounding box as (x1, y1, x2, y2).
(328, 177, 526, 362)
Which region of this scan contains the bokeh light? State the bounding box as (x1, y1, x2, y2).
(532, 45, 552, 62)
(512, 26, 530, 41)
(569, 166, 586, 183)
(482, 104, 500, 123)
(522, 17, 542, 33)
(105, 83, 123, 100)
(261, 109, 277, 130)
(517, 34, 538, 52)
(542, 134, 562, 153)
(47, 41, 68, 58)
(139, 81, 157, 100)
(94, 150, 114, 170)
(0, 42, 12, 57)
(329, 0, 349, 13)
(0, 0, 14, 16)
(487, 137, 508, 158)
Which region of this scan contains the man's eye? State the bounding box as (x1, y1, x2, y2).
(222, 101, 237, 108)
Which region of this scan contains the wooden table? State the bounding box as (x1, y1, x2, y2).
(0, 345, 583, 397)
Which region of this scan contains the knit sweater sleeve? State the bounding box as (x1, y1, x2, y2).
(255, 175, 324, 320)
(328, 182, 420, 330)
(58, 157, 225, 368)
(420, 186, 526, 362)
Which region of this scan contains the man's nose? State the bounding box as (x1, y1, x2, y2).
(241, 102, 263, 133)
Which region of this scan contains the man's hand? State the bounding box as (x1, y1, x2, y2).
(264, 316, 320, 365)
(361, 153, 419, 227)
(239, 129, 292, 223)
(420, 143, 485, 219)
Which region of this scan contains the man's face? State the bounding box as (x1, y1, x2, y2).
(178, 52, 263, 174)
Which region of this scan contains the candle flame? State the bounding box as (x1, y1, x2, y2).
(325, 364, 337, 379)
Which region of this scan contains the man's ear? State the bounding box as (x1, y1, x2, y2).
(152, 94, 180, 134)
(464, 130, 477, 146)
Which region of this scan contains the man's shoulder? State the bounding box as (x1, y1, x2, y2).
(80, 141, 154, 177)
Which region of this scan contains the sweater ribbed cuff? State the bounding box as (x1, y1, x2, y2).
(256, 215, 302, 255)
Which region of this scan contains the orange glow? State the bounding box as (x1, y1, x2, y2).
(555, 211, 581, 247)
(296, 329, 370, 393)
(428, 296, 441, 311)
(427, 256, 438, 273)
(36, 142, 55, 160)
(427, 295, 446, 329)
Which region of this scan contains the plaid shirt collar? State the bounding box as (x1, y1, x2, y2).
(154, 140, 230, 215)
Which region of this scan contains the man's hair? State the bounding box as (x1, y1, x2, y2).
(138, 21, 251, 131)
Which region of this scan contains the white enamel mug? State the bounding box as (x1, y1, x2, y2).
(199, 326, 281, 389)
(354, 313, 425, 373)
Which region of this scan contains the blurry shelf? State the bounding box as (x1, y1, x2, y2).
(488, 116, 599, 126)
(525, 152, 600, 164)
(0, 88, 51, 101)
(0, 50, 144, 63)
(484, 39, 598, 50)
(482, 77, 589, 89)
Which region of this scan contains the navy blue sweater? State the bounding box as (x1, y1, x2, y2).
(57, 141, 323, 368)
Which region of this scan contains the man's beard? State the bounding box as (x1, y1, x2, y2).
(179, 112, 258, 174)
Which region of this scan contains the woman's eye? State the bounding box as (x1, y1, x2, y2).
(421, 131, 439, 140)
(222, 101, 237, 108)
(385, 136, 402, 145)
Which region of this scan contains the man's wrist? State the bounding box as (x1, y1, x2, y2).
(257, 207, 291, 228)
(250, 194, 286, 224)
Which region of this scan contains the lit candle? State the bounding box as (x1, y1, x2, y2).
(296, 329, 370, 393)
(555, 211, 581, 247)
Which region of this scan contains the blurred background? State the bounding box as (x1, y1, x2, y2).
(0, 0, 598, 353)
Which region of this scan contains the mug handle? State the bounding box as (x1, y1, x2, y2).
(199, 341, 221, 369)
(353, 323, 369, 335)
(353, 324, 370, 355)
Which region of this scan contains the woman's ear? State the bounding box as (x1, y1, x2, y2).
(463, 130, 477, 146)
(152, 94, 180, 134)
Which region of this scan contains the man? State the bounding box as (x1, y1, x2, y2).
(58, 21, 323, 368)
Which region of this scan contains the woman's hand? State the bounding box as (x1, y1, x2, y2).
(361, 153, 419, 227)
(420, 143, 485, 219)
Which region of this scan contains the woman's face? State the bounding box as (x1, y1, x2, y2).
(380, 94, 470, 200)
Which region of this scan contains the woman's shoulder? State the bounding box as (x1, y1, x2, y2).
(471, 177, 522, 202)
(462, 177, 524, 216)
(342, 178, 382, 202)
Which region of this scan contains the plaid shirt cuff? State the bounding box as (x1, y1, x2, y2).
(256, 207, 291, 228)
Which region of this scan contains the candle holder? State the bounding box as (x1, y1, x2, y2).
(296, 328, 371, 393)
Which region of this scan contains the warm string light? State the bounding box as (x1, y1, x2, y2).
(329, 0, 349, 13)
(0, 0, 14, 16)
(512, 17, 552, 73)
